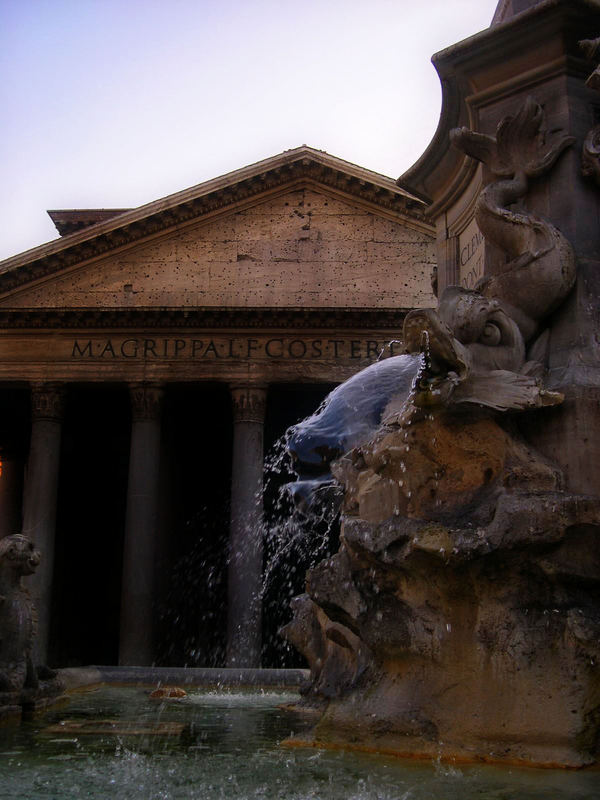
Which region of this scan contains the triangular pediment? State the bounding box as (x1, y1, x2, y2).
(0, 148, 435, 315)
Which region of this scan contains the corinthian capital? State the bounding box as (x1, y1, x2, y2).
(129, 383, 164, 421)
(30, 383, 65, 421)
(230, 384, 267, 424)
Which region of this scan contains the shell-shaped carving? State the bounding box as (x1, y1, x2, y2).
(451, 97, 574, 178)
(495, 97, 574, 177)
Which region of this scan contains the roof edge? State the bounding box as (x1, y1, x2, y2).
(0, 146, 428, 290)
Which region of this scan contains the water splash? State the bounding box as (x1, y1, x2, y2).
(261, 435, 342, 666)
(261, 354, 422, 664)
(286, 354, 421, 478)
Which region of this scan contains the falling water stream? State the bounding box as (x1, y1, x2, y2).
(261, 352, 423, 663)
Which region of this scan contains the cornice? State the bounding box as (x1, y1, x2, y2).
(398, 74, 480, 216)
(397, 0, 600, 214)
(48, 209, 132, 237)
(0, 307, 409, 331)
(0, 148, 429, 297)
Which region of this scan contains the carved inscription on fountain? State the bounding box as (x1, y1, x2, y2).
(458, 218, 484, 289)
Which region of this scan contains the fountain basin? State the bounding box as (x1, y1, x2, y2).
(1, 681, 598, 800)
(58, 665, 310, 690)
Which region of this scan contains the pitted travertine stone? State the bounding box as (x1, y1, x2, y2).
(0, 190, 435, 311)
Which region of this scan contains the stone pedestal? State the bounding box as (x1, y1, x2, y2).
(397, 0, 600, 498)
(119, 384, 164, 666)
(226, 385, 267, 668)
(22, 383, 65, 664)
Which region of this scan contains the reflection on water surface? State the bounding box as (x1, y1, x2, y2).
(0, 687, 597, 799)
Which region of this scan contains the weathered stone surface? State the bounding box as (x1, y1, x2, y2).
(0, 189, 435, 311)
(281, 593, 371, 700)
(334, 412, 561, 524)
(0, 535, 40, 693)
(287, 478, 600, 765)
(398, 0, 600, 499)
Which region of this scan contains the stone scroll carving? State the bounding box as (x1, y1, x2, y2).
(30, 383, 65, 422)
(129, 383, 164, 422)
(230, 385, 267, 424)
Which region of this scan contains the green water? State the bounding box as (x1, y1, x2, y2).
(0, 687, 597, 799)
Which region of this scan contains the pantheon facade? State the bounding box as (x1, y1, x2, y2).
(0, 146, 435, 668)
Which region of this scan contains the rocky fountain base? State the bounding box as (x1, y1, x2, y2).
(284, 410, 600, 767)
(284, 380, 600, 766)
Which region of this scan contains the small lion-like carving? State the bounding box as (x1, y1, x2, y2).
(0, 534, 40, 693)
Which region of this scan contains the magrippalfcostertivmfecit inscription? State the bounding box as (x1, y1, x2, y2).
(70, 337, 402, 360)
(0, 330, 403, 383)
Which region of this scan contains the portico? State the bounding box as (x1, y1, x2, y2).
(0, 147, 436, 667)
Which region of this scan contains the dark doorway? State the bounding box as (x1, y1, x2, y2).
(0, 385, 30, 539)
(52, 384, 130, 667)
(156, 383, 233, 667)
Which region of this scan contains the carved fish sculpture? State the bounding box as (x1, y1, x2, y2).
(450, 96, 576, 342)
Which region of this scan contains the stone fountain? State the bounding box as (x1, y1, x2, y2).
(282, 1, 600, 769)
(0, 534, 63, 720)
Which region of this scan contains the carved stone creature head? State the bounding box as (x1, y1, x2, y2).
(404, 286, 525, 378)
(0, 535, 40, 580)
(402, 286, 559, 413)
(0, 534, 40, 694)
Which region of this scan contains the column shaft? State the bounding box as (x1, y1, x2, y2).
(119, 384, 163, 666)
(227, 385, 267, 667)
(22, 384, 64, 664)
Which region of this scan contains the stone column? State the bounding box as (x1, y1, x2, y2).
(119, 383, 164, 666)
(227, 384, 267, 668)
(22, 383, 65, 664)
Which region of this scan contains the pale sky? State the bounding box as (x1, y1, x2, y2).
(1, 0, 499, 261)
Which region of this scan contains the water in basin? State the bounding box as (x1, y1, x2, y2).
(0, 686, 596, 799)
